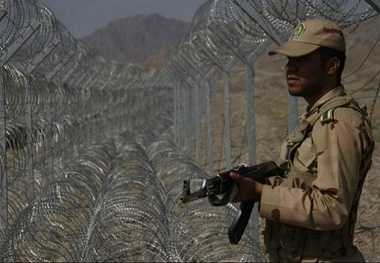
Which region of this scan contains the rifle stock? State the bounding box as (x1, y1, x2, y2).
(181, 161, 282, 244)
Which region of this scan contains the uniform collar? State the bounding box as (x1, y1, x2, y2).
(301, 85, 346, 120)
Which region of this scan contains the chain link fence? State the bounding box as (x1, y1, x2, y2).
(0, 0, 379, 261)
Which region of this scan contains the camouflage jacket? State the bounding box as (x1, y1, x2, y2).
(260, 86, 375, 261)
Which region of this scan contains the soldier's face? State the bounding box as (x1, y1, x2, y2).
(285, 50, 327, 105)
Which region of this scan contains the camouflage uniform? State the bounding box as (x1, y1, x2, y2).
(260, 85, 375, 262)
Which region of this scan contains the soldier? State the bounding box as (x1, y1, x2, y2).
(230, 19, 375, 262)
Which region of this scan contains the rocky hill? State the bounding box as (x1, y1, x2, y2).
(81, 13, 191, 65)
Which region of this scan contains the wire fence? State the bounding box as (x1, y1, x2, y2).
(0, 0, 379, 261)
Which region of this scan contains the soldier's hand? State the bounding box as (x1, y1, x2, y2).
(230, 171, 263, 203)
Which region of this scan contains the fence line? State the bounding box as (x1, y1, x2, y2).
(0, 0, 379, 261)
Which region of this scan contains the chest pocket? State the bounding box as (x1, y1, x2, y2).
(292, 136, 318, 173)
(282, 119, 316, 173)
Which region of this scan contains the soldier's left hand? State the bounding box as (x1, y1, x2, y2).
(230, 172, 263, 202)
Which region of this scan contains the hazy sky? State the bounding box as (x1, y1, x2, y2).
(38, 0, 206, 38)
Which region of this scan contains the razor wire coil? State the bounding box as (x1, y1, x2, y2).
(0, 0, 379, 261)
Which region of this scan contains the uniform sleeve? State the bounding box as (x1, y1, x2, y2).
(260, 110, 366, 231)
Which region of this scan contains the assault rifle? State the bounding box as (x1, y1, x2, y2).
(181, 161, 282, 244)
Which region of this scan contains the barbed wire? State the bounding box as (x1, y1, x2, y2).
(0, 0, 379, 261)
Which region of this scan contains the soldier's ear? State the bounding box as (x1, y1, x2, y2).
(326, 57, 340, 75)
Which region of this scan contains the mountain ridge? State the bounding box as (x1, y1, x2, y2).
(81, 13, 379, 70)
(81, 13, 191, 65)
